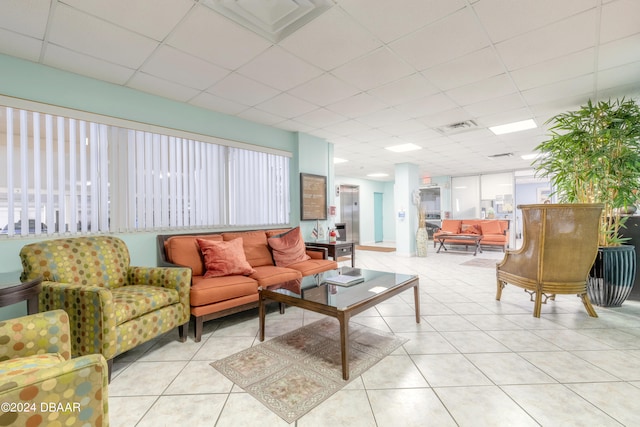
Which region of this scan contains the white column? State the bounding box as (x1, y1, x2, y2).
(394, 163, 419, 257)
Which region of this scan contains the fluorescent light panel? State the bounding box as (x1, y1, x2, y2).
(385, 143, 421, 153)
(489, 119, 537, 135)
(367, 173, 388, 177)
(333, 157, 347, 164)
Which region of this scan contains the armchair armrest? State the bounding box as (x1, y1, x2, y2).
(39, 282, 116, 359)
(0, 310, 71, 361)
(305, 245, 328, 260)
(0, 353, 109, 426)
(126, 266, 191, 321)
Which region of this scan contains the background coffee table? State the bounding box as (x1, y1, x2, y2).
(259, 267, 419, 380)
(436, 234, 483, 256)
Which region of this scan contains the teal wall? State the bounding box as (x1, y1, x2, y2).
(0, 54, 321, 319)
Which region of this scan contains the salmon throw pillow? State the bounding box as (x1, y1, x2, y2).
(267, 227, 311, 267)
(196, 237, 256, 278)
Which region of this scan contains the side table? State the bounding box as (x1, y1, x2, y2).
(306, 241, 355, 267)
(0, 273, 43, 315)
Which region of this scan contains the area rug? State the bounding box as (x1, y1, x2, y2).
(210, 318, 407, 423)
(355, 245, 396, 252)
(461, 258, 499, 268)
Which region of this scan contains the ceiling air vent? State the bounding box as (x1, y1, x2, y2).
(435, 120, 478, 135)
(487, 152, 514, 159)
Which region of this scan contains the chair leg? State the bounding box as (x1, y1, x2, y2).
(533, 291, 543, 318)
(194, 316, 204, 343)
(580, 293, 598, 318)
(178, 321, 188, 342)
(496, 279, 505, 300)
(279, 302, 286, 314)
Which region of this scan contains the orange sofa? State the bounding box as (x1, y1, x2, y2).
(157, 227, 338, 341)
(433, 219, 510, 251)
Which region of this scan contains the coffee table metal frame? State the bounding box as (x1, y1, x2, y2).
(436, 234, 483, 256)
(258, 270, 420, 380)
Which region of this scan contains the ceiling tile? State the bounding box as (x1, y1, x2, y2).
(237, 108, 286, 126)
(510, 49, 595, 91)
(338, 0, 466, 43)
(237, 46, 323, 91)
(495, 10, 597, 71)
(378, 119, 428, 136)
(43, 44, 134, 85)
(445, 74, 518, 106)
(60, 0, 193, 41)
(331, 47, 415, 91)
(322, 119, 371, 136)
(347, 128, 391, 143)
(597, 62, 640, 94)
(394, 93, 458, 118)
(167, 5, 272, 70)
(189, 92, 248, 115)
(206, 73, 279, 106)
(598, 34, 640, 70)
(0, 0, 50, 39)
(422, 47, 505, 91)
(255, 93, 318, 118)
(367, 74, 439, 105)
(279, 7, 380, 70)
(0, 28, 42, 61)
(48, 4, 158, 69)
(473, 0, 596, 43)
(288, 73, 360, 106)
(295, 108, 345, 128)
(600, 0, 640, 44)
(127, 72, 200, 102)
(463, 93, 526, 118)
(356, 107, 410, 127)
(326, 93, 387, 118)
(521, 74, 594, 105)
(141, 45, 229, 90)
(390, 8, 490, 70)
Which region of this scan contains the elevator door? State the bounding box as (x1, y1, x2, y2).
(340, 185, 360, 244)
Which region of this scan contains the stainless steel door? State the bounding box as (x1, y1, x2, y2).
(339, 185, 360, 244)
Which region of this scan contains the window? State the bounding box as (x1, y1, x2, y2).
(1, 104, 290, 237)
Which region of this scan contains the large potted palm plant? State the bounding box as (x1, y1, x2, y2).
(533, 98, 640, 306)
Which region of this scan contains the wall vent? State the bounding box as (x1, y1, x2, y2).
(487, 152, 514, 159)
(435, 120, 478, 135)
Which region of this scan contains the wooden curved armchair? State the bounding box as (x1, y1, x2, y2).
(496, 204, 603, 317)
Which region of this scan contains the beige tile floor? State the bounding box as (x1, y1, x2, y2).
(109, 245, 640, 426)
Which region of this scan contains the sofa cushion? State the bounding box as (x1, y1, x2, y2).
(190, 275, 259, 307)
(440, 220, 461, 234)
(480, 221, 502, 235)
(112, 285, 180, 325)
(222, 231, 274, 267)
(461, 224, 481, 234)
(197, 238, 256, 278)
(267, 227, 311, 267)
(166, 234, 222, 276)
(287, 259, 338, 276)
(250, 265, 302, 288)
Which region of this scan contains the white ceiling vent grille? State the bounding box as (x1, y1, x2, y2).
(202, 0, 335, 43)
(435, 120, 478, 135)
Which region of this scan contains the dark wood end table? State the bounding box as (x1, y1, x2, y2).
(306, 241, 355, 267)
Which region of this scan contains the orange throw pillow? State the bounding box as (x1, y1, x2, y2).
(196, 238, 256, 278)
(267, 227, 311, 267)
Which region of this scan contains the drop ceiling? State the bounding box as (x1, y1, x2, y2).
(1, 0, 639, 181)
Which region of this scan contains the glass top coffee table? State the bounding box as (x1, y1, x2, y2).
(258, 267, 420, 380)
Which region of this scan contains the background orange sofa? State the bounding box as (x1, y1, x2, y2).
(433, 219, 510, 251)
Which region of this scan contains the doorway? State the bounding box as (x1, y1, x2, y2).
(339, 185, 360, 244)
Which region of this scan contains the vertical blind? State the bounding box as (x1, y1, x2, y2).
(1, 105, 290, 236)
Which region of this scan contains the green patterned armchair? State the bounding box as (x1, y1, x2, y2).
(0, 310, 108, 427)
(19, 236, 191, 378)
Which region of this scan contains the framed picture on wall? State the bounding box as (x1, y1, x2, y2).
(300, 173, 327, 220)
